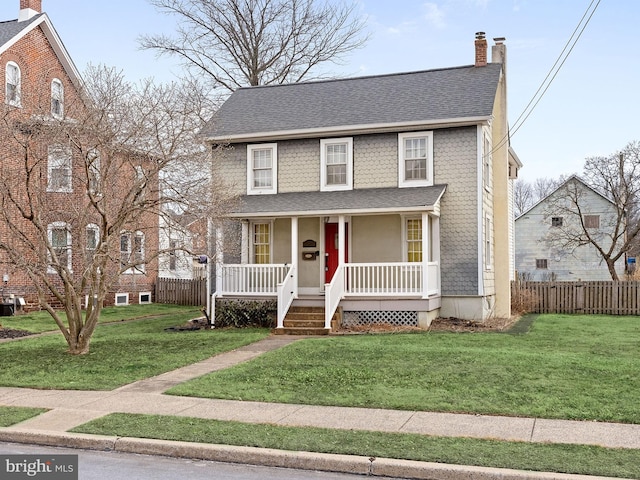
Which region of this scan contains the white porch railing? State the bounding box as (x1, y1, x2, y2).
(277, 264, 297, 328)
(346, 262, 423, 295)
(325, 264, 345, 329)
(219, 264, 289, 295)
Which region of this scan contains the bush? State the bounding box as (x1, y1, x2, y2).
(213, 299, 276, 328)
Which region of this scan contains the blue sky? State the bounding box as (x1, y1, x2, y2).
(1, 0, 637, 182)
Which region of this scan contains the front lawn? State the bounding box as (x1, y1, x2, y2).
(0, 307, 270, 390)
(168, 314, 640, 423)
(0, 406, 48, 427)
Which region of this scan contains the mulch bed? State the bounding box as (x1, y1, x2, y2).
(0, 327, 34, 339)
(429, 316, 518, 332)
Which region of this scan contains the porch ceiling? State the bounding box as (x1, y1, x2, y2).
(229, 185, 447, 218)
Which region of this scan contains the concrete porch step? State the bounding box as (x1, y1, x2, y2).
(275, 306, 340, 335)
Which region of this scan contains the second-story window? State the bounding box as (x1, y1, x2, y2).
(86, 224, 99, 261)
(398, 131, 433, 187)
(247, 143, 277, 195)
(47, 145, 72, 192)
(320, 137, 353, 191)
(48, 222, 72, 273)
(121, 231, 145, 273)
(5, 62, 21, 107)
(51, 78, 64, 118)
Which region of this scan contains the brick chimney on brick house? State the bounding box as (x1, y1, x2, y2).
(19, 0, 42, 22)
(474, 32, 487, 67)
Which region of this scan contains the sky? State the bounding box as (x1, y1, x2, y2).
(1, 0, 637, 183)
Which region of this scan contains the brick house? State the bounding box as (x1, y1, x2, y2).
(0, 0, 158, 310)
(202, 33, 521, 332)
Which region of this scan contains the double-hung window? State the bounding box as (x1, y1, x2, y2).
(51, 78, 64, 118)
(48, 222, 71, 273)
(405, 218, 423, 263)
(5, 62, 21, 106)
(121, 231, 145, 273)
(483, 129, 492, 191)
(47, 145, 72, 192)
(87, 149, 101, 194)
(252, 223, 271, 264)
(86, 224, 99, 261)
(398, 132, 433, 187)
(320, 138, 353, 191)
(247, 144, 277, 194)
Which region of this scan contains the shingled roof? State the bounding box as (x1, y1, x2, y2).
(0, 15, 42, 49)
(202, 63, 503, 142)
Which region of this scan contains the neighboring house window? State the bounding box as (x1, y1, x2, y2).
(51, 78, 64, 118)
(252, 222, 271, 264)
(247, 143, 277, 195)
(48, 145, 72, 192)
(536, 259, 548, 269)
(398, 132, 433, 187)
(115, 293, 129, 306)
(483, 130, 492, 190)
(551, 217, 563, 227)
(584, 215, 600, 229)
(86, 224, 99, 260)
(405, 218, 422, 263)
(320, 138, 353, 191)
(5, 62, 21, 106)
(485, 216, 492, 269)
(121, 231, 145, 273)
(87, 149, 101, 193)
(134, 165, 146, 202)
(48, 222, 71, 272)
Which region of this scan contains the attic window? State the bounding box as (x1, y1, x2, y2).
(551, 217, 563, 227)
(584, 215, 600, 229)
(51, 78, 64, 118)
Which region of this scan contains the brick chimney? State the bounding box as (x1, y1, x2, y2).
(474, 32, 487, 67)
(19, 0, 42, 22)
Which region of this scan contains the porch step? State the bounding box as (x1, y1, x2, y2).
(275, 306, 340, 335)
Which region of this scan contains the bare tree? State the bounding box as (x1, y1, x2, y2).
(0, 67, 227, 354)
(542, 143, 640, 281)
(514, 179, 534, 217)
(140, 0, 369, 92)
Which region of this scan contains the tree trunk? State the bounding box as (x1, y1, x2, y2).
(606, 257, 620, 281)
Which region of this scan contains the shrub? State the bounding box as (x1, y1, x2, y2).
(213, 299, 276, 328)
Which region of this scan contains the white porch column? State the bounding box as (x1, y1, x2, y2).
(422, 212, 429, 298)
(291, 217, 299, 298)
(215, 224, 224, 294)
(432, 214, 441, 294)
(338, 215, 346, 267)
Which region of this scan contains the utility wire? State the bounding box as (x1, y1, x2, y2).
(493, 0, 602, 154)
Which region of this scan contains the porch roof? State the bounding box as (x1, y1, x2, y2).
(229, 185, 447, 218)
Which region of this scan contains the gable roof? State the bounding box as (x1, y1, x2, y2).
(0, 13, 82, 90)
(202, 63, 503, 142)
(515, 174, 618, 220)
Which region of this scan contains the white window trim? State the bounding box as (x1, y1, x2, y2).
(247, 143, 277, 195)
(51, 78, 64, 118)
(485, 215, 492, 270)
(86, 223, 99, 255)
(398, 131, 434, 188)
(139, 292, 152, 304)
(47, 145, 73, 193)
(250, 220, 273, 264)
(5, 61, 21, 107)
(483, 127, 492, 192)
(115, 293, 129, 306)
(320, 137, 353, 192)
(47, 221, 72, 273)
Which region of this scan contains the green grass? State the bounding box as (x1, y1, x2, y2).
(0, 307, 270, 390)
(0, 304, 194, 334)
(169, 314, 640, 423)
(72, 413, 640, 479)
(0, 406, 48, 427)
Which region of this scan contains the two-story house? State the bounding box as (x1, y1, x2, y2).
(0, 0, 158, 309)
(202, 33, 521, 332)
(515, 175, 625, 281)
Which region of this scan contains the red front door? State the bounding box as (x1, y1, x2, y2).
(324, 223, 348, 283)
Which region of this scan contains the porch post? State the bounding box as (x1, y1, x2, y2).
(338, 215, 346, 268)
(291, 216, 298, 296)
(422, 212, 429, 298)
(215, 224, 224, 294)
(432, 214, 441, 294)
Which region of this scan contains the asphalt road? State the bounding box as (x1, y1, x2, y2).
(0, 442, 397, 480)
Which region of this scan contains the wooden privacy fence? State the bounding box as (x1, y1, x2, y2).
(156, 277, 207, 306)
(512, 280, 640, 315)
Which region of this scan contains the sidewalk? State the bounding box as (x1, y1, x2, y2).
(0, 335, 637, 480)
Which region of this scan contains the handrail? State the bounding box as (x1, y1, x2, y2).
(325, 264, 345, 328)
(277, 264, 297, 329)
(220, 264, 288, 295)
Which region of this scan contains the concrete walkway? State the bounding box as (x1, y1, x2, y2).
(0, 335, 637, 480)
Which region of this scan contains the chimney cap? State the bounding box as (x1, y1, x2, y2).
(475, 32, 486, 40)
(493, 37, 506, 44)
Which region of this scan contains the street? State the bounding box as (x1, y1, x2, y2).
(0, 442, 398, 480)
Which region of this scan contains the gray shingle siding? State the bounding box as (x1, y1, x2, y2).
(435, 127, 479, 295)
(203, 64, 502, 139)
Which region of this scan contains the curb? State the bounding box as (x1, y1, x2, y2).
(0, 429, 623, 480)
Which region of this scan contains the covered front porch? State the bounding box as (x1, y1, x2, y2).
(212, 186, 446, 332)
